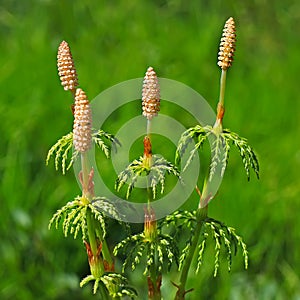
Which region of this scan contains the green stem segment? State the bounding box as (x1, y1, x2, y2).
(218, 69, 227, 108)
(147, 119, 152, 137)
(214, 69, 227, 130)
(86, 207, 98, 256)
(81, 152, 91, 198)
(81, 152, 98, 256)
(81, 152, 114, 269)
(101, 239, 114, 269)
(174, 206, 208, 300)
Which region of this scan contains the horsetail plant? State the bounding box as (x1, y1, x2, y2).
(170, 17, 259, 299)
(47, 41, 136, 299)
(114, 67, 180, 300)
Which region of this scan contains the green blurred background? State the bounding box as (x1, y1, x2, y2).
(1, 0, 300, 299)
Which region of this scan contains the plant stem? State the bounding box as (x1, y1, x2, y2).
(81, 152, 98, 255)
(81, 152, 91, 198)
(175, 64, 226, 294)
(147, 119, 152, 137)
(148, 267, 161, 300)
(174, 206, 208, 300)
(86, 207, 98, 256)
(214, 69, 227, 129)
(81, 152, 114, 268)
(101, 239, 114, 269)
(218, 69, 227, 108)
(174, 68, 227, 298)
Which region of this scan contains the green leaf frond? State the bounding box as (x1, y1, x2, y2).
(162, 211, 248, 276)
(113, 231, 179, 275)
(150, 156, 181, 198)
(175, 125, 211, 170)
(162, 211, 198, 270)
(175, 125, 259, 180)
(196, 218, 248, 277)
(46, 129, 119, 174)
(48, 196, 108, 241)
(92, 129, 121, 159)
(80, 272, 137, 298)
(115, 155, 181, 199)
(48, 198, 88, 240)
(115, 158, 146, 199)
(163, 210, 196, 239)
(222, 129, 259, 180)
(208, 132, 227, 181)
(175, 125, 227, 180)
(113, 233, 145, 272)
(46, 132, 77, 175)
(91, 197, 122, 222)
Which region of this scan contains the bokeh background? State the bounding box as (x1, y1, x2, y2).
(1, 0, 300, 299)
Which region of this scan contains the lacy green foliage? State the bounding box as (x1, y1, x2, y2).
(113, 230, 179, 275)
(197, 218, 248, 277)
(210, 131, 228, 181)
(115, 155, 181, 199)
(46, 130, 119, 174)
(48, 198, 88, 240)
(80, 272, 137, 298)
(48, 196, 119, 241)
(46, 132, 76, 174)
(175, 125, 259, 180)
(222, 129, 259, 180)
(164, 210, 196, 240)
(175, 125, 209, 171)
(91, 197, 122, 221)
(164, 211, 248, 277)
(93, 129, 121, 159)
(163, 210, 198, 271)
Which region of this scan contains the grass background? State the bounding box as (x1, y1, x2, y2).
(1, 0, 300, 299)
